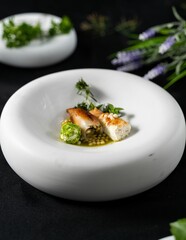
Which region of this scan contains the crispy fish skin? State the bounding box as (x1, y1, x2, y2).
(89, 107, 103, 118)
(90, 108, 131, 141)
(67, 108, 102, 136)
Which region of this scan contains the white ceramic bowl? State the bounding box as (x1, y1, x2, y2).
(0, 69, 185, 201)
(0, 13, 77, 67)
(159, 236, 175, 240)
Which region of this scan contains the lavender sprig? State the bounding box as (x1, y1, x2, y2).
(111, 50, 143, 65)
(158, 36, 177, 54)
(111, 7, 186, 88)
(144, 64, 167, 80)
(139, 28, 156, 41)
(117, 61, 142, 72)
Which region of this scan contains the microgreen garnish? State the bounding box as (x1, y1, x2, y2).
(75, 78, 97, 102)
(2, 16, 73, 48)
(76, 102, 96, 111)
(101, 103, 123, 114)
(75, 79, 124, 115)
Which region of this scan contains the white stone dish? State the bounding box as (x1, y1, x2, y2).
(0, 13, 77, 67)
(159, 236, 175, 240)
(0, 69, 185, 201)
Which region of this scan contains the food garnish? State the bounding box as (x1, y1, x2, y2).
(60, 79, 131, 146)
(75, 78, 124, 115)
(2, 16, 73, 48)
(60, 120, 81, 144)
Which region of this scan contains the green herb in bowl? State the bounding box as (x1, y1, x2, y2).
(2, 15, 73, 48)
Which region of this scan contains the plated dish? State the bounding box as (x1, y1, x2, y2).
(60, 79, 131, 146)
(0, 69, 185, 201)
(0, 12, 77, 67)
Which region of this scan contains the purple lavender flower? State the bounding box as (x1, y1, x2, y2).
(111, 50, 143, 65)
(139, 28, 156, 41)
(144, 64, 167, 80)
(117, 61, 142, 72)
(159, 36, 176, 54)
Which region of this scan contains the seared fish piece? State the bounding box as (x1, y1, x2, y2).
(90, 108, 131, 141)
(67, 108, 102, 137)
(89, 107, 103, 118)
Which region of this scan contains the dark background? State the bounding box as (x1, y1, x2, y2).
(0, 0, 185, 239)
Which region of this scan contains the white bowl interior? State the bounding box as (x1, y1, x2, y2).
(9, 69, 182, 155)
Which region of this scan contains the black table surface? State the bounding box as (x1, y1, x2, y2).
(0, 0, 186, 239)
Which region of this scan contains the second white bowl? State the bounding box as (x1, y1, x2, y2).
(0, 13, 77, 67)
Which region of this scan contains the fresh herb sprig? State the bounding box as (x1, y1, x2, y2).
(102, 103, 123, 115)
(2, 19, 42, 48)
(2, 15, 73, 48)
(49, 16, 73, 36)
(75, 78, 97, 102)
(111, 7, 186, 89)
(75, 79, 124, 115)
(75, 78, 98, 111)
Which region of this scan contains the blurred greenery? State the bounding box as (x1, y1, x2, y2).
(80, 13, 139, 37)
